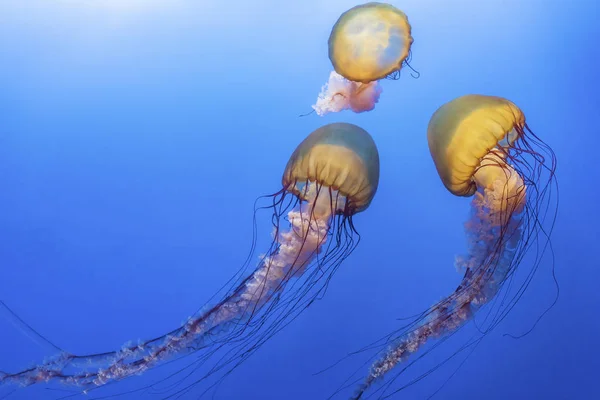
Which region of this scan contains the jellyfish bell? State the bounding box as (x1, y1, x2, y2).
(284, 122, 379, 215)
(348, 94, 557, 399)
(0, 123, 380, 398)
(428, 94, 528, 196)
(312, 2, 414, 116)
(329, 2, 413, 83)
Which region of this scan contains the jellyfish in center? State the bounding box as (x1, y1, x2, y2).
(349, 95, 557, 399)
(312, 2, 414, 116)
(0, 122, 380, 398)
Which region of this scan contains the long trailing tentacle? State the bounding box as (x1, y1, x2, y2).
(1, 182, 363, 400)
(338, 130, 557, 400)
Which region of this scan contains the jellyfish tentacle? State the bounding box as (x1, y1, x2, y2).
(355, 155, 526, 398)
(2, 123, 380, 397)
(347, 95, 556, 399)
(0, 182, 338, 389)
(312, 72, 382, 116)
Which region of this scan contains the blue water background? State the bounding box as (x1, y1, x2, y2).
(1, 1, 598, 399)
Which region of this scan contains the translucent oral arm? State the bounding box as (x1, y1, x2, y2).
(354, 152, 526, 399)
(1, 183, 341, 389)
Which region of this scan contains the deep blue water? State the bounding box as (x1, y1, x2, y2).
(1, 1, 598, 399)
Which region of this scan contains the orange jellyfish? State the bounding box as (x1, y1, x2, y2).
(0, 123, 380, 397)
(312, 2, 414, 116)
(350, 95, 557, 399)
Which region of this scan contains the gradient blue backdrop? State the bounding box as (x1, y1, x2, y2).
(1, 1, 598, 399)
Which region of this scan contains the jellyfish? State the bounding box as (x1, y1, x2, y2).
(349, 95, 557, 399)
(0, 122, 380, 397)
(312, 2, 414, 116)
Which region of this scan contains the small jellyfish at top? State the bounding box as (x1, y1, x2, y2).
(0, 123, 380, 398)
(312, 2, 415, 116)
(348, 95, 558, 399)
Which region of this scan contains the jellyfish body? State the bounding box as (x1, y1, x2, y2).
(313, 2, 413, 116)
(1, 123, 380, 397)
(352, 95, 557, 399)
(313, 71, 383, 116)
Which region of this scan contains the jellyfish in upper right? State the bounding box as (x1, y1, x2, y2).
(350, 94, 558, 399)
(312, 2, 414, 116)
